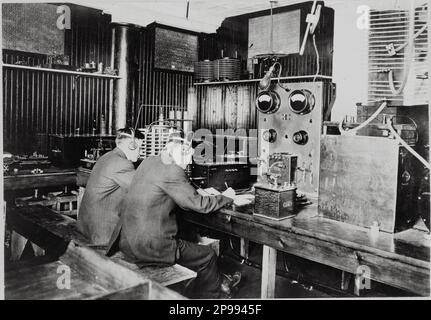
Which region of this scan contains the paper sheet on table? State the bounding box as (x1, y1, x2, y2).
(197, 187, 221, 196)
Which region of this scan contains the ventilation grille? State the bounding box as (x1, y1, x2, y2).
(368, 3, 428, 106)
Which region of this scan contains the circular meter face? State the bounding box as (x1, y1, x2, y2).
(288, 89, 315, 114)
(256, 91, 280, 114)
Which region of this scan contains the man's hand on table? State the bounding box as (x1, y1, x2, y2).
(232, 194, 255, 207)
(222, 187, 254, 207)
(196, 187, 254, 207)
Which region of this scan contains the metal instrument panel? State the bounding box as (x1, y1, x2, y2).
(259, 81, 324, 195)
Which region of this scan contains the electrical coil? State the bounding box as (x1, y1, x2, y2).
(214, 57, 241, 81)
(194, 60, 214, 82)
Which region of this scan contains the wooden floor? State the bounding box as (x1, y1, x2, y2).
(219, 256, 331, 298)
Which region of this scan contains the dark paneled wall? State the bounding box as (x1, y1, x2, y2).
(2, 5, 112, 154)
(2, 13, 194, 154)
(194, 79, 335, 131)
(3, 51, 46, 66)
(131, 27, 193, 129)
(2, 67, 113, 154)
(3, 3, 335, 153)
(195, 83, 258, 131)
(199, 2, 334, 78)
(195, 2, 335, 132)
(65, 4, 112, 68)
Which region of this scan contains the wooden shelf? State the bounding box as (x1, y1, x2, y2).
(2, 63, 122, 79)
(193, 75, 333, 86)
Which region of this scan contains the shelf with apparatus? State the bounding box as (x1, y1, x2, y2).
(193, 75, 333, 86)
(2, 63, 122, 79)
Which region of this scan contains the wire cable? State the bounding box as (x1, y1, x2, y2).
(299, 0, 318, 56)
(339, 101, 387, 135)
(133, 104, 145, 132)
(386, 2, 419, 95)
(390, 23, 428, 55)
(386, 117, 430, 170)
(273, 62, 290, 90)
(312, 34, 320, 82)
(391, 115, 419, 144)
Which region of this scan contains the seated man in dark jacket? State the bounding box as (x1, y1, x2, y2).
(112, 138, 241, 298)
(77, 128, 144, 246)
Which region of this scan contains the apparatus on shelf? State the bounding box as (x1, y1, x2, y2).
(214, 57, 241, 81)
(194, 59, 215, 82)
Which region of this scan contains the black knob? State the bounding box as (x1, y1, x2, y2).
(293, 131, 308, 145)
(262, 129, 277, 143)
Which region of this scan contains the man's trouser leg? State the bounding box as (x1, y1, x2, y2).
(176, 239, 221, 299)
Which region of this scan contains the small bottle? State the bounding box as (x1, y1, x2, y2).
(100, 114, 106, 135)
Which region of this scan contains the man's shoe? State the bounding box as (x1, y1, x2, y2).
(220, 272, 242, 296)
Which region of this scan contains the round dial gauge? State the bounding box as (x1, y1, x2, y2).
(288, 89, 315, 114)
(256, 91, 281, 114)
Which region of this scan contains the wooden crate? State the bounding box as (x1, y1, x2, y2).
(15, 190, 78, 216)
(46, 191, 78, 216)
(254, 184, 296, 220)
(319, 135, 417, 233)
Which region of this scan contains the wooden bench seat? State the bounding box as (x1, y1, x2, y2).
(6, 241, 185, 300)
(6, 205, 196, 290)
(110, 251, 196, 287)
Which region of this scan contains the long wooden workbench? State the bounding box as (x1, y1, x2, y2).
(180, 202, 430, 298)
(71, 168, 431, 297)
(4, 168, 77, 191)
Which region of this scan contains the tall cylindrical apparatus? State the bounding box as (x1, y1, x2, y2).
(111, 23, 140, 130)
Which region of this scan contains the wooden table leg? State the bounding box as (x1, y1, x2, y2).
(31, 242, 46, 257)
(10, 231, 28, 261)
(1, 202, 4, 300)
(341, 271, 352, 291)
(354, 273, 361, 296)
(77, 187, 85, 216)
(240, 238, 249, 260)
(261, 245, 277, 299)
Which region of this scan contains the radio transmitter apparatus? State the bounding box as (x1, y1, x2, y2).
(256, 81, 328, 196)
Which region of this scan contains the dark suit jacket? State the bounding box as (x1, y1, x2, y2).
(77, 147, 135, 245)
(117, 155, 233, 266)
